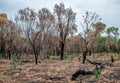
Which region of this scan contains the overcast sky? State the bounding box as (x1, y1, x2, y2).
(0, 0, 120, 33)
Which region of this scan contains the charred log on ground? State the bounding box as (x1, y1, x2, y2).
(71, 70, 93, 80)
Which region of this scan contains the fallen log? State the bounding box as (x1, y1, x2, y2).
(71, 70, 93, 80)
(86, 59, 104, 70)
(71, 59, 105, 80)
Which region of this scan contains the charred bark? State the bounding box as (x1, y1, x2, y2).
(82, 50, 87, 64)
(35, 55, 38, 65)
(71, 70, 93, 80)
(86, 59, 104, 70)
(1, 42, 5, 58)
(8, 50, 11, 60)
(111, 56, 114, 62)
(60, 42, 64, 60)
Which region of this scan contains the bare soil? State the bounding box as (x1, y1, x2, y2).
(0, 55, 120, 83)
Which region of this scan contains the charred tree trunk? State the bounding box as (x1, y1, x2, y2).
(8, 50, 11, 60)
(60, 42, 65, 60)
(33, 46, 39, 65)
(111, 56, 114, 62)
(1, 42, 5, 58)
(82, 50, 87, 64)
(34, 52, 38, 65)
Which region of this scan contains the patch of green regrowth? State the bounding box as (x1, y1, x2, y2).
(67, 53, 80, 59)
(11, 54, 18, 69)
(93, 53, 96, 58)
(49, 56, 59, 60)
(12, 54, 21, 61)
(93, 69, 100, 79)
(71, 53, 80, 57)
(12, 62, 17, 69)
(61, 53, 80, 60)
(63, 55, 68, 60)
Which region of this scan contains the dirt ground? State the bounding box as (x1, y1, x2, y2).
(0, 55, 120, 83)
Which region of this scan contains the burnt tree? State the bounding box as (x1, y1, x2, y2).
(54, 3, 77, 60)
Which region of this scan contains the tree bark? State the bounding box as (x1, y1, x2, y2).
(1, 42, 5, 58)
(82, 50, 87, 64)
(35, 54, 38, 65)
(33, 46, 39, 65)
(60, 42, 65, 60)
(111, 56, 114, 62)
(8, 50, 11, 60)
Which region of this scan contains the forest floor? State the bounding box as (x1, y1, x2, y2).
(0, 54, 120, 83)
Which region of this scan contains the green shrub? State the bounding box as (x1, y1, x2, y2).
(12, 62, 17, 69)
(93, 70, 100, 78)
(11, 54, 18, 69)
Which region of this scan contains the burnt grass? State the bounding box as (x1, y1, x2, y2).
(0, 54, 120, 83)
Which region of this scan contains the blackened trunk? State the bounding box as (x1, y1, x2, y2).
(34, 49, 38, 65)
(82, 50, 87, 64)
(7, 49, 11, 59)
(60, 43, 64, 60)
(1, 42, 5, 58)
(8, 53, 11, 60)
(89, 50, 91, 56)
(111, 56, 114, 62)
(35, 54, 38, 65)
(32, 45, 38, 65)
